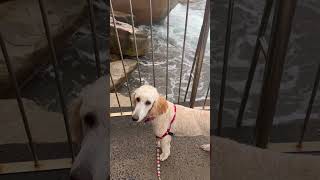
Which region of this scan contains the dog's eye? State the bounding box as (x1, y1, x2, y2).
(84, 112, 96, 128)
(136, 97, 140, 102)
(145, 101, 151, 105)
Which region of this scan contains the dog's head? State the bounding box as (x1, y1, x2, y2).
(131, 85, 168, 122)
(69, 76, 108, 180)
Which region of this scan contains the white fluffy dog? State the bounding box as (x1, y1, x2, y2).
(132, 85, 210, 161)
(68, 76, 108, 180)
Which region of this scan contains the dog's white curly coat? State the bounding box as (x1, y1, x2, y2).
(132, 85, 210, 161)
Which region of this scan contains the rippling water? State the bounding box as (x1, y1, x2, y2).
(21, 0, 319, 128)
(213, 0, 320, 126)
(118, 0, 210, 103)
(21, 0, 209, 111)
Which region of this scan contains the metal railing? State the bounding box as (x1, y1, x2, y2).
(110, 0, 210, 117)
(0, 0, 104, 174)
(0, 0, 210, 174)
(216, 0, 319, 151)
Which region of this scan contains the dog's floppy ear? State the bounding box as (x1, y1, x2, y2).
(148, 96, 168, 117)
(68, 97, 83, 144)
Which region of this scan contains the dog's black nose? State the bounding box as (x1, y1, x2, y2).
(132, 117, 138, 121)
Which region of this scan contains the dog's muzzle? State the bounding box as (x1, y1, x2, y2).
(132, 113, 139, 121)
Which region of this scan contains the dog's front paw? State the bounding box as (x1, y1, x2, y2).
(159, 153, 169, 161)
(200, 144, 210, 152)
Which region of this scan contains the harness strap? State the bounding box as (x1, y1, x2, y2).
(156, 104, 176, 139)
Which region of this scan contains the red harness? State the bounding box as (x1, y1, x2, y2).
(143, 104, 177, 139)
(156, 104, 177, 139)
(144, 116, 155, 123)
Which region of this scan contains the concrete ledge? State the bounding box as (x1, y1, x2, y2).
(0, 98, 67, 144)
(213, 136, 320, 180)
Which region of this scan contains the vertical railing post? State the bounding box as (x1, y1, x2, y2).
(109, 69, 122, 115)
(203, 86, 210, 109)
(149, 0, 156, 87)
(189, 0, 209, 108)
(38, 0, 75, 160)
(110, 0, 133, 109)
(87, 0, 102, 78)
(166, 0, 170, 99)
(178, 0, 190, 104)
(128, 0, 142, 85)
(236, 0, 273, 127)
(297, 64, 320, 148)
(255, 0, 297, 148)
(216, 0, 235, 135)
(183, 30, 201, 102)
(0, 33, 39, 166)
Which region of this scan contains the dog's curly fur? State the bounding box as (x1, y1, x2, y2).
(132, 85, 210, 161)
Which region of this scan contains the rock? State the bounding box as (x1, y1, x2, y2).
(110, 17, 149, 56)
(0, 98, 67, 144)
(113, 10, 135, 25)
(111, 0, 179, 25)
(110, 59, 137, 92)
(110, 93, 131, 107)
(0, 0, 86, 98)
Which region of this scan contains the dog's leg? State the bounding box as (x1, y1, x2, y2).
(159, 136, 172, 161)
(200, 144, 210, 152)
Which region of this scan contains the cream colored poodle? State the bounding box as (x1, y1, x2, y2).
(132, 85, 210, 161)
(68, 76, 108, 180)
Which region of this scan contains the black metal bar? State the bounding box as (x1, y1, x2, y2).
(38, 0, 75, 160)
(166, 0, 170, 99)
(128, 0, 142, 85)
(109, 69, 123, 115)
(149, 0, 156, 87)
(297, 64, 320, 148)
(189, 0, 210, 108)
(217, 0, 234, 135)
(183, 46, 197, 102)
(259, 37, 268, 59)
(178, 0, 190, 104)
(203, 86, 210, 109)
(0, 33, 39, 166)
(110, 0, 133, 109)
(87, 0, 102, 78)
(255, 0, 297, 148)
(183, 10, 205, 103)
(236, 0, 273, 128)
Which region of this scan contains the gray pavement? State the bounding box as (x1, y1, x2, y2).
(110, 117, 210, 179)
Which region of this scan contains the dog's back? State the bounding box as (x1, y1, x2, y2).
(173, 104, 210, 137)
